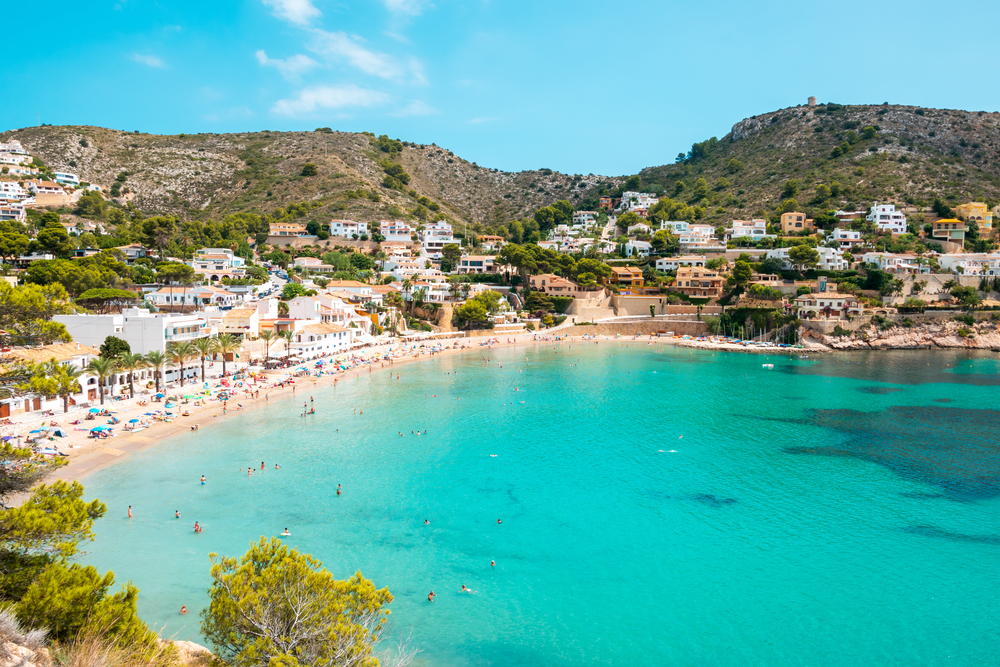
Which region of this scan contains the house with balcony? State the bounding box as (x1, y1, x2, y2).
(860, 252, 930, 274)
(953, 202, 993, 232)
(146, 285, 240, 310)
(573, 211, 597, 226)
(795, 293, 862, 320)
(605, 266, 644, 289)
(867, 203, 907, 234)
(457, 255, 498, 274)
(766, 246, 848, 272)
(52, 172, 80, 187)
(54, 309, 216, 354)
(293, 257, 334, 273)
(528, 274, 597, 297)
(220, 308, 260, 336)
(936, 253, 1000, 275)
(624, 240, 652, 257)
(288, 323, 357, 359)
(830, 228, 862, 248)
(674, 266, 724, 298)
(931, 218, 967, 244)
(478, 235, 506, 252)
(269, 222, 310, 237)
(380, 220, 413, 242)
(0, 343, 104, 415)
(0, 203, 26, 224)
(656, 255, 707, 271)
(420, 221, 455, 260)
(26, 180, 65, 196)
(780, 212, 815, 234)
(0, 182, 28, 202)
(729, 219, 774, 241)
(329, 220, 369, 238)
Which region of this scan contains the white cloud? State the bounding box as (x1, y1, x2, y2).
(383, 0, 430, 16)
(308, 29, 401, 79)
(409, 56, 427, 85)
(390, 100, 439, 117)
(468, 116, 499, 124)
(132, 53, 165, 68)
(255, 50, 320, 81)
(263, 0, 320, 26)
(272, 85, 391, 116)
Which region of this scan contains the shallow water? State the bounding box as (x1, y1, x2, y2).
(80, 344, 1000, 666)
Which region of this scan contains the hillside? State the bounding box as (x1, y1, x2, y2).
(0, 125, 617, 231)
(639, 102, 1000, 223)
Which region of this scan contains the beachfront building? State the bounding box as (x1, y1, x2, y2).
(288, 323, 356, 360)
(54, 309, 216, 354)
(674, 266, 724, 298)
(329, 220, 369, 238)
(953, 202, 993, 232)
(794, 293, 862, 320)
(867, 203, 907, 234)
(219, 307, 260, 337)
(766, 246, 848, 272)
(0, 343, 102, 416)
(655, 256, 707, 271)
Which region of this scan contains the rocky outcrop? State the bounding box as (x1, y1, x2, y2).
(818, 320, 1000, 350)
(166, 640, 213, 667)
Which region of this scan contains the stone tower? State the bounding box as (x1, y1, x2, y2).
(807, 96, 817, 107)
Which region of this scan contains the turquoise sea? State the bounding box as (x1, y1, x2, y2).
(80, 343, 1000, 667)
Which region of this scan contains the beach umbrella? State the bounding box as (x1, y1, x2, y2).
(90, 426, 107, 432)
(28, 430, 44, 434)
(89, 408, 100, 413)
(1, 436, 13, 442)
(155, 393, 165, 398)
(128, 419, 140, 423)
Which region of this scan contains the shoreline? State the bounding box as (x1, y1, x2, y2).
(51, 333, 683, 484)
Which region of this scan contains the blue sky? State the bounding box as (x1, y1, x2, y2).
(6, 0, 1000, 175)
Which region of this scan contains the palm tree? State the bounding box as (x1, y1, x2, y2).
(214, 333, 241, 377)
(259, 330, 275, 365)
(116, 353, 147, 399)
(193, 336, 218, 383)
(85, 357, 117, 406)
(168, 341, 195, 388)
(401, 278, 413, 315)
(47, 361, 83, 413)
(145, 351, 167, 394)
(279, 330, 294, 362)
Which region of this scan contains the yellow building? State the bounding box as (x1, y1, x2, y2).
(780, 211, 814, 234)
(953, 202, 993, 231)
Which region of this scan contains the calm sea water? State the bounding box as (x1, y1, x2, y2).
(80, 344, 1000, 667)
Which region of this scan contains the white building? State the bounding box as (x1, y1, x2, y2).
(830, 228, 863, 248)
(936, 253, 1000, 275)
(380, 220, 413, 243)
(617, 192, 659, 213)
(293, 257, 334, 273)
(54, 309, 217, 354)
(194, 248, 245, 269)
(457, 255, 498, 274)
(52, 172, 80, 187)
(624, 240, 652, 257)
(329, 219, 369, 238)
(0, 154, 30, 167)
(794, 293, 863, 320)
(0, 182, 28, 202)
(729, 219, 773, 240)
(27, 181, 64, 196)
(420, 220, 455, 260)
(766, 246, 847, 272)
(627, 223, 652, 235)
(147, 285, 241, 309)
(0, 203, 26, 224)
(655, 255, 707, 271)
(860, 252, 930, 274)
(867, 203, 907, 234)
(0, 141, 28, 156)
(289, 323, 356, 359)
(573, 211, 597, 226)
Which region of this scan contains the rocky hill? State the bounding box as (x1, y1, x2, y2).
(639, 102, 1000, 223)
(6, 101, 1000, 231)
(1, 125, 617, 230)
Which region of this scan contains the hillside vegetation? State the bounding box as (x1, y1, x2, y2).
(1, 125, 616, 233)
(639, 103, 1000, 224)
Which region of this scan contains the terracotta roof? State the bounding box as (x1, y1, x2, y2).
(324, 280, 370, 288)
(6, 342, 100, 363)
(223, 308, 257, 318)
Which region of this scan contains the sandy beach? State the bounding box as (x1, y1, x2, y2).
(6, 331, 685, 485)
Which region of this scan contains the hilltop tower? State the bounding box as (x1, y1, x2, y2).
(807, 96, 817, 107)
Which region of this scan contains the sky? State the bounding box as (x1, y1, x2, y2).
(6, 0, 1000, 176)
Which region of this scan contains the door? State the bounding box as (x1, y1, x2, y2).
(0, 403, 9, 418)
(32, 398, 41, 411)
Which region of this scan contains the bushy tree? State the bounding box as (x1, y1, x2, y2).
(99, 335, 131, 359)
(201, 537, 407, 667)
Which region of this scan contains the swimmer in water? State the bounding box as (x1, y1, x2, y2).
(180, 605, 188, 614)
(175, 510, 181, 519)
(428, 591, 436, 602)
(194, 522, 202, 533)
(261, 462, 265, 470)
(491, 560, 495, 567)
(497, 519, 502, 524)
(424, 519, 430, 524)
(275, 464, 280, 469)
(281, 528, 290, 536)
(336, 488, 341, 496)
(128, 505, 133, 518)
(461, 585, 475, 594)
(201, 475, 206, 484)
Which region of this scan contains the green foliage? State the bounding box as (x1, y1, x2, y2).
(551, 296, 574, 314)
(726, 158, 743, 174)
(796, 285, 812, 296)
(99, 336, 131, 360)
(77, 289, 140, 314)
(732, 260, 752, 287)
(156, 262, 195, 284)
(201, 537, 395, 667)
(300, 163, 318, 177)
(454, 290, 504, 327)
(281, 283, 317, 300)
(525, 290, 554, 314)
(349, 252, 375, 270)
(788, 244, 820, 270)
(35, 220, 73, 259)
(373, 134, 403, 155)
(533, 200, 574, 233)
(16, 562, 158, 655)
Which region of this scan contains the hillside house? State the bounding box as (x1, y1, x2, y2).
(953, 202, 993, 232)
(795, 293, 862, 320)
(674, 266, 724, 298)
(780, 212, 814, 234)
(867, 203, 907, 234)
(329, 220, 368, 238)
